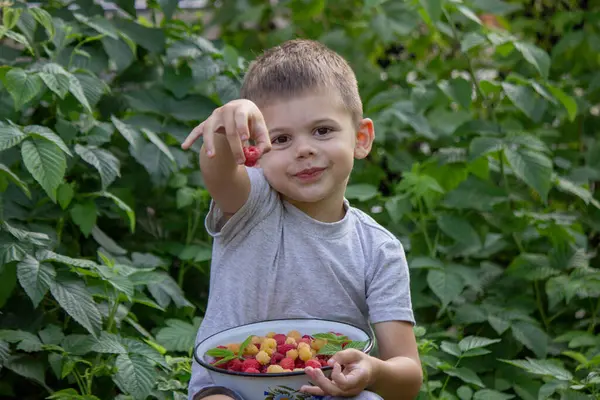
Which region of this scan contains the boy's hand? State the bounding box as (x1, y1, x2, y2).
(300, 349, 375, 397)
(181, 99, 271, 165)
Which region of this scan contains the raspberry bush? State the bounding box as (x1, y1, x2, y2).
(1, 1, 599, 399)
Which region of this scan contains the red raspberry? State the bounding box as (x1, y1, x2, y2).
(295, 359, 305, 369)
(217, 345, 227, 349)
(244, 367, 260, 374)
(273, 334, 287, 346)
(242, 358, 261, 371)
(305, 359, 321, 369)
(279, 357, 295, 370)
(270, 352, 284, 365)
(243, 146, 261, 167)
(277, 344, 296, 354)
(302, 335, 313, 340)
(298, 338, 311, 345)
(319, 359, 328, 367)
(228, 358, 243, 372)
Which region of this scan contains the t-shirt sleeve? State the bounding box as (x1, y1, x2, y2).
(204, 166, 278, 243)
(366, 238, 415, 325)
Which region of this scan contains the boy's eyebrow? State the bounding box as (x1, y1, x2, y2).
(269, 118, 340, 135)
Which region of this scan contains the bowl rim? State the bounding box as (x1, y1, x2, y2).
(193, 317, 374, 378)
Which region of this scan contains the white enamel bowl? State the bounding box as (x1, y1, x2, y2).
(193, 318, 374, 400)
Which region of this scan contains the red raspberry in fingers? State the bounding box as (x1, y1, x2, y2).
(243, 146, 261, 167)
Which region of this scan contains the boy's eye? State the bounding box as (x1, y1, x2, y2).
(315, 127, 332, 136)
(272, 135, 289, 144)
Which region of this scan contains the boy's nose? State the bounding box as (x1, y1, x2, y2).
(294, 137, 317, 158)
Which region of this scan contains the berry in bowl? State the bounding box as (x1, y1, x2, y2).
(193, 318, 374, 400)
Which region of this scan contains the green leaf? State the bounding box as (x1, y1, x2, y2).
(74, 144, 121, 189)
(0, 163, 30, 198)
(439, 78, 472, 109)
(70, 201, 98, 238)
(56, 183, 74, 210)
(511, 321, 548, 359)
(176, 187, 195, 209)
(427, 268, 465, 308)
(555, 176, 600, 209)
(507, 253, 558, 281)
(110, 115, 142, 149)
(2, 67, 43, 109)
(502, 83, 545, 121)
(0, 121, 27, 151)
(67, 73, 93, 113)
(141, 128, 175, 163)
(102, 36, 135, 72)
(504, 147, 553, 203)
(458, 336, 501, 352)
(91, 332, 127, 354)
(457, 5, 482, 24)
(39, 72, 70, 99)
(545, 84, 577, 121)
(74, 13, 118, 39)
(419, 0, 443, 23)
(24, 125, 72, 156)
(345, 184, 379, 201)
(457, 386, 473, 400)
(159, 0, 179, 20)
(445, 367, 485, 388)
(147, 272, 193, 309)
(4, 355, 48, 389)
(21, 138, 66, 202)
(0, 330, 43, 352)
(113, 353, 157, 400)
(3, 8, 22, 29)
(2, 222, 51, 247)
(437, 214, 482, 248)
(514, 41, 551, 79)
(156, 318, 201, 353)
(91, 226, 127, 255)
(473, 389, 515, 400)
(92, 191, 135, 232)
(36, 250, 98, 270)
(500, 358, 572, 381)
(50, 276, 102, 337)
(17, 255, 56, 308)
(469, 137, 504, 160)
(0, 339, 9, 365)
(440, 341, 462, 357)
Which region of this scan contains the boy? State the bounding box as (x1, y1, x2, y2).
(181, 39, 422, 400)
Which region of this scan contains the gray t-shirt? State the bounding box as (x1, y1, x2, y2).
(188, 166, 415, 399)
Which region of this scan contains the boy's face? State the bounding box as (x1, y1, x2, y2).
(257, 89, 374, 214)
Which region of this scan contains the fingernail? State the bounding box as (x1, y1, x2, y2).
(207, 150, 213, 157)
(328, 359, 334, 365)
(241, 135, 248, 140)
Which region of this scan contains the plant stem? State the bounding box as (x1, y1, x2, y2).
(178, 261, 187, 288)
(440, 357, 462, 394)
(499, 151, 525, 253)
(534, 281, 550, 331)
(106, 291, 120, 333)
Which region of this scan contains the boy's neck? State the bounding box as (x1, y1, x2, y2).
(284, 195, 347, 223)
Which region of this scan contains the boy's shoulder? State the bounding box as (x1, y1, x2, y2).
(346, 202, 403, 250)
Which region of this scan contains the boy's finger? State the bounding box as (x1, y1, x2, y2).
(181, 121, 205, 149)
(250, 112, 271, 154)
(226, 110, 246, 164)
(202, 118, 217, 158)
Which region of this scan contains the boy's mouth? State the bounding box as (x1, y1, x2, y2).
(294, 167, 326, 180)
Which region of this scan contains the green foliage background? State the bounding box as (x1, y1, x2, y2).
(0, 0, 599, 399)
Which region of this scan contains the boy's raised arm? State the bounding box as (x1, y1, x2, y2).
(181, 100, 271, 216)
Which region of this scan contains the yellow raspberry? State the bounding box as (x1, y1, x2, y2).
(311, 338, 327, 351)
(262, 338, 277, 349)
(299, 347, 312, 361)
(287, 330, 302, 341)
(256, 350, 271, 365)
(264, 347, 275, 356)
(243, 344, 259, 356)
(283, 369, 292, 372)
(226, 343, 240, 354)
(286, 349, 299, 360)
(294, 368, 304, 372)
(285, 337, 297, 345)
(266, 332, 277, 338)
(251, 336, 261, 345)
(267, 365, 284, 373)
(297, 342, 310, 350)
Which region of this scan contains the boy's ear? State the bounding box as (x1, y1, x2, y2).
(354, 118, 375, 159)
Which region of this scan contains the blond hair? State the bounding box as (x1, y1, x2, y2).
(240, 39, 363, 124)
